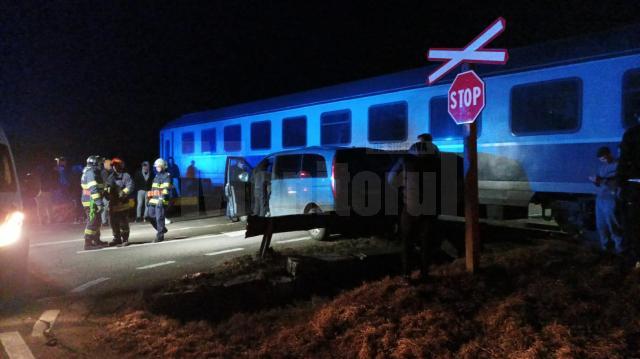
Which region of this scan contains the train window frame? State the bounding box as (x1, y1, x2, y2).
(622, 68, 640, 129)
(224, 124, 242, 152)
(200, 128, 217, 153)
(282, 116, 307, 148)
(250, 120, 271, 150)
(181, 131, 195, 154)
(509, 77, 583, 136)
(367, 101, 409, 143)
(320, 109, 352, 145)
(428, 95, 482, 141)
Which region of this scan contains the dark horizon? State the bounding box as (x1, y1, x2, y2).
(2, 1, 639, 173)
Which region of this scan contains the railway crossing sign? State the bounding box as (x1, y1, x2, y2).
(427, 17, 508, 85)
(425, 17, 508, 274)
(448, 70, 485, 124)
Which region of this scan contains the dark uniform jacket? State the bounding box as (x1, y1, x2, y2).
(105, 171, 134, 212)
(388, 142, 441, 216)
(619, 124, 640, 182)
(148, 171, 172, 207)
(133, 170, 155, 192)
(80, 166, 104, 207)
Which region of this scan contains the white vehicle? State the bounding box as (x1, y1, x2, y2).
(0, 125, 26, 302)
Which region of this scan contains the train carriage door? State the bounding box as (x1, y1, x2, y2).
(224, 156, 252, 221)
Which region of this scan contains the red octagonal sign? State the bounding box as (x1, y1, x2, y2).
(448, 70, 485, 124)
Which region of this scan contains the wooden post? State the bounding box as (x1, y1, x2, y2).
(259, 218, 273, 259)
(464, 120, 480, 273)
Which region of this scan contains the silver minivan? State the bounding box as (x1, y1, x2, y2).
(0, 125, 27, 302)
(226, 147, 338, 240)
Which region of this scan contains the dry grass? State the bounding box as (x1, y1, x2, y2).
(102, 238, 640, 358)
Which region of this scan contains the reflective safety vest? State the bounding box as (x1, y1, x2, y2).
(107, 171, 134, 212)
(80, 166, 105, 207)
(148, 171, 172, 206)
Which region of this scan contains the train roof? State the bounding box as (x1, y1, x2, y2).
(164, 24, 640, 130)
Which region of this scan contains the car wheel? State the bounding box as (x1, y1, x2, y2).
(307, 207, 329, 241)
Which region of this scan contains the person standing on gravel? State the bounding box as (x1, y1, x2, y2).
(618, 112, 640, 268)
(388, 137, 441, 280)
(588, 146, 623, 253)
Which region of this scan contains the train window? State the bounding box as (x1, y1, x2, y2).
(181, 132, 195, 154)
(511, 78, 582, 135)
(224, 125, 241, 152)
(201, 128, 216, 153)
(368, 101, 408, 142)
(251, 121, 271, 150)
(274, 154, 302, 179)
(301, 154, 328, 178)
(282, 116, 307, 148)
(623, 69, 640, 129)
(0, 144, 16, 192)
(321, 110, 351, 145)
(429, 96, 482, 140)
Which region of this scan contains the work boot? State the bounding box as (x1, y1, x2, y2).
(93, 238, 108, 247)
(84, 239, 100, 250)
(109, 238, 122, 247)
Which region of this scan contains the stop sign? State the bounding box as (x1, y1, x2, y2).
(448, 70, 485, 124)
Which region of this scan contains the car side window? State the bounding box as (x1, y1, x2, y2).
(302, 154, 328, 178)
(274, 155, 302, 179)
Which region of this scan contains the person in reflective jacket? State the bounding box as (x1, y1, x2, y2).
(106, 158, 134, 246)
(81, 155, 108, 250)
(147, 158, 171, 242)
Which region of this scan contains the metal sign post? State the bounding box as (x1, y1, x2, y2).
(427, 18, 508, 273)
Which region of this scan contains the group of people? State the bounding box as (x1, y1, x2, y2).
(391, 114, 640, 281)
(591, 115, 640, 268)
(81, 156, 173, 250)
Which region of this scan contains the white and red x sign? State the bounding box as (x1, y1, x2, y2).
(427, 17, 508, 85)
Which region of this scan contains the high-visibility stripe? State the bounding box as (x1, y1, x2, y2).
(84, 229, 97, 235)
(160, 182, 171, 188)
(149, 199, 159, 205)
(161, 189, 169, 195)
(123, 188, 130, 194)
(82, 201, 91, 207)
(151, 183, 161, 188)
(91, 193, 101, 199)
(111, 203, 130, 212)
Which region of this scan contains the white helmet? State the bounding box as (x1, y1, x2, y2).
(154, 158, 167, 170)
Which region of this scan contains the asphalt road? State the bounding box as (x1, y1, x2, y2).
(26, 216, 315, 297)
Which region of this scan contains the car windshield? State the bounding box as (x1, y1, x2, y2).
(0, 144, 16, 192)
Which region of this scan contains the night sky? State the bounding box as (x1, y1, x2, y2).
(1, 1, 639, 174)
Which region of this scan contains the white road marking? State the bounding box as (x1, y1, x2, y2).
(0, 332, 35, 359)
(30, 238, 83, 248)
(275, 237, 310, 244)
(204, 248, 244, 256)
(223, 230, 246, 237)
(75, 231, 248, 255)
(70, 277, 110, 293)
(31, 309, 60, 337)
(173, 223, 224, 231)
(136, 261, 176, 270)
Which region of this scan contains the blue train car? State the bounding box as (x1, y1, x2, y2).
(160, 26, 640, 230)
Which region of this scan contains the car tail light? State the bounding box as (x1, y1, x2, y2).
(331, 155, 336, 199)
(0, 211, 24, 247)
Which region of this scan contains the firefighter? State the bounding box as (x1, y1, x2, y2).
(81, 155, 107, 250)
(106, 158, 134, 246)
(147, 158, 171, 242)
